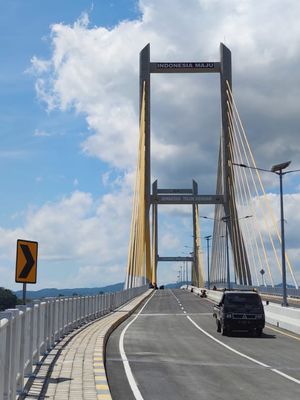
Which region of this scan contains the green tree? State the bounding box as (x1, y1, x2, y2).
(0, 287, 18, 311)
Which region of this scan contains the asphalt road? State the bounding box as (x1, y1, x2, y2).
(106, 289, 300, 400)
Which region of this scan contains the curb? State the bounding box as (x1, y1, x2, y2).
(93, 290, 153, 400)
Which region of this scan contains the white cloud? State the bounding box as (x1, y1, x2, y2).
(34, 129, 50, 137)
(0, 189, 133, 290)
(28, 56, 51, 74)
(30, 1, 300, 184)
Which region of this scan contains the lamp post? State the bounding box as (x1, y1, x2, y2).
(200, 215, 251, 289)
(233, 160, 300, 307)
(275, 163, 289, 306)
(204, 235, 212, 289)
(221, 214, 252, 289)
(221, 217, 231, 289)
(186, 261, 188, 285)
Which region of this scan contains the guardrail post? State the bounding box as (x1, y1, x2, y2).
(100, 294, 103, 315)
(63, 298, 67, 335)
(71, 297, 75, 329)
(0, 317, 9, 400)
(84, 296, 88, 321)
(79, 296, 83, 324)
(0, 312, 12, 400)
(71, 297, 75, 330)
(68, 297, 73, 331)
(32, 301, 42, 364)
(57, 298, 62, 340)
(54, 298, 59, 342)
(17, 305, 32, 378)
(0, 310, 18, 400)
(46, 298, 55, 350)
(93, 295, 96, 318)
(95, 295, 99, 317)
(28, 304, 35, 374)
(39, 301, 47, 355)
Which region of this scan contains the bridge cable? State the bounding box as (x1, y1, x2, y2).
(226, 82, 298, 288)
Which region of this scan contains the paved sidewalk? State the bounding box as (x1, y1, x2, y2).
(24, 290, 152, 400)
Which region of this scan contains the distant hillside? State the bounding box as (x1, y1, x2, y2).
(14, 282, 124, 299)
(165, 283, 183, 289)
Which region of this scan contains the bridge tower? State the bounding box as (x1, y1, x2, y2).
(125, 43, 252, 289)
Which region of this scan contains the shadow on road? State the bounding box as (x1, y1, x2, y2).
(228, 331, 276, 339)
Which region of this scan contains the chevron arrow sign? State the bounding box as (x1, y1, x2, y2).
(15, 239, 38, 283)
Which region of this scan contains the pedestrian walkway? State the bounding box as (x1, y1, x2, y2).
(24, 290, 152, 400)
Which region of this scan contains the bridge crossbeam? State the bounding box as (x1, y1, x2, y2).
(151, 194, 224, 205)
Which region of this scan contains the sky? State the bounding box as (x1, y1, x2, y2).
(0, 0, 300, 291)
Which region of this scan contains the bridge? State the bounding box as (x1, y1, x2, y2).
(1, 43, 300, 399)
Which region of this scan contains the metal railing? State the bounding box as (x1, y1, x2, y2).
(0, 285, 147, 400)
(210, 283, 300, 298)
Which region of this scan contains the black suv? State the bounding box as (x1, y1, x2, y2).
(213, 290, 265, 336)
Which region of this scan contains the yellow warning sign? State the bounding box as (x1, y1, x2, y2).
(15, 239, 38, 283)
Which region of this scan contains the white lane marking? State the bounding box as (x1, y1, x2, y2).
(137, 312, 210, 316)
(169, 289, 185, 313)
(187, 316, 300, 385)
(271, 369, 300, 385)
(119, 292, 155, 400)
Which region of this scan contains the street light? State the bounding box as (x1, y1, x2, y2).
(200, 215, 251, 289)
(177, 272, 180, 286)
(221, 215, 252, 289)
(183, 246, 193, 285)
(221, 217, 231, 289)
(204, 235, 212, 289)
(233, 161, 300, 306)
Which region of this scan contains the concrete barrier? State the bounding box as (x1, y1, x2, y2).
(185, 285, 223, 303)
(264, 302, 300, 335)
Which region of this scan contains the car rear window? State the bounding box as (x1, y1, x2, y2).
(224, 293, 261, 306)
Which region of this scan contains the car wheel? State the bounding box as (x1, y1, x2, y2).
(256, 328, 263, 337)
(221, 324, 227, 336)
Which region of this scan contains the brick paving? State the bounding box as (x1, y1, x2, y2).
(24, 290, 152, 400)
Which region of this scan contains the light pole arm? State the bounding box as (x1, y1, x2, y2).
(232, 162, 271, 173)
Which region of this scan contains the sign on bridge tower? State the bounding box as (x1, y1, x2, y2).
(125, 43, 252, 289)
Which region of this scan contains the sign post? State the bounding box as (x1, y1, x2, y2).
(15, 239, 38, 304)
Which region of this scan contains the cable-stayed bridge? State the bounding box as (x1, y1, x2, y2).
(125, 43, 298, 292)
(1, 44, 300, 400)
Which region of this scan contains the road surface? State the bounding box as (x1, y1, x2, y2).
(106, 289, 300, 400)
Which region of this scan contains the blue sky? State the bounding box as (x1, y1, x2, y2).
(0, 0, 139, 228)
(1, 0, 300, 291)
